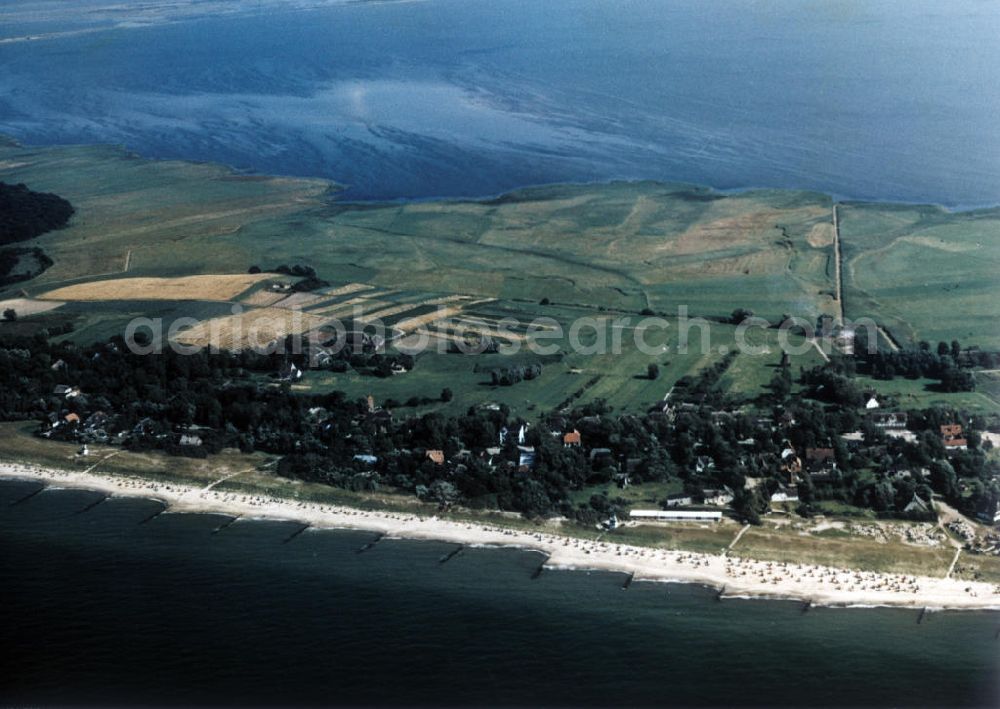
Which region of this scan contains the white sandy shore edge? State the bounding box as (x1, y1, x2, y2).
(3, 461, 999, 611)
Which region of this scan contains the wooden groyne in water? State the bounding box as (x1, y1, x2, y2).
(212, 515, 240, 534)
(75, 494, 109, 514)
(283, 523, 311, 544)
(138, 505, 167, 525)
(357, 533, 384, 553)
(10, 484, 46, 505)
(439, 545, 463, 564)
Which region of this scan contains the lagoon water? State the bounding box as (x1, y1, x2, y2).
(2, 3, 1000, 705)
(1, 0, 999, 206)
(1, 480, 998, 707)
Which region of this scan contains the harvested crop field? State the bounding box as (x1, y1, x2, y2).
(240, 289, 288, 307)
(40, 274, 273, 303)
(323, 283, 374, 298)
(311, 296, 392, 319)
(393, 302, 490, 335)
(171, 307, 328, 350)
(428, 319, 529, 343)
(271, 292, 330, 310)
(0, 298, 65, 317)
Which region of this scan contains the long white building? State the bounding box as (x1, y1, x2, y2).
(629, 509, 722, 522)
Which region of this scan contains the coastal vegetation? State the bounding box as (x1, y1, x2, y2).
(1, 141, 999, 584)
(1, 330, 997, 529)
(0, 181, 72, 287)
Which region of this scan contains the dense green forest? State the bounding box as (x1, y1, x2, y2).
(0, 182, 73, 286)
(0, 182, 74, 245)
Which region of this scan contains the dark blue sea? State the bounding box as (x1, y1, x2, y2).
(0, 0, 998, 206)
(1, 479, 998, 707)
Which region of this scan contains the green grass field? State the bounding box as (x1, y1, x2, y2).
(2, 141, 998, 416)
(839, 202, 1000, 350)
(294, 304, 827, 416)
(851, 374, 1000, 414)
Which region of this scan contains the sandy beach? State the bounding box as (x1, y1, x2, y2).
(3, 461, 999, 611)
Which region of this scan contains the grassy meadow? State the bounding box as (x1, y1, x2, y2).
(839, 202, 1000, 350)
(1, 140, 998, 415)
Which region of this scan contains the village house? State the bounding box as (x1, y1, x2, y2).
(313, 350, 335, 368)
(808, 470, 838, 485)
(562, 429, 581, 447)
(426, 450, 445, 466)
(364, 405, 393, 433)
(940, 424, 967, 449)
(664, 493, 693, 508)
(275, 362, 303, 382)
(903, 494, 932, 515)
(701, 487, 734, 506)
(870, 411, 907, 429)
(179, 434, 203, 447)
(694, 455, 715, 474)
(865, 395, 880, 410)
(805, 447, 836, 471)
(885, 428, 918, 443)
(771, 487, 799, 503)
(307, 407, 328, 421)
(589, 448, 613, 467)
(340, 330, 384, 353)
(53, 384, 81, 399)
(779, 447, 802, 481)
(976, 500, 1000, 525)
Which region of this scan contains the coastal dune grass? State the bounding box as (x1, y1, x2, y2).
(732, 526, 956, 577)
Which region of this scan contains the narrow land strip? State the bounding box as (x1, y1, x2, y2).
(3, 462, 997, 611)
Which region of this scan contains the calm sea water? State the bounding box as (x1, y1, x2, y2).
(0, 480, 997, 707)
(0, 0, 999, 205)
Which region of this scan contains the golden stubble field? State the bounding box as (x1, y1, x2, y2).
(40, 274, 273, 303)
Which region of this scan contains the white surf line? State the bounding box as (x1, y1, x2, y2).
(725, 524, 751, 556)
(123, 248, 132, 273)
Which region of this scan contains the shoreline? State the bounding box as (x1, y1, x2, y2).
(3, 461, 999, 612)
(2, 133, 998, 214)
